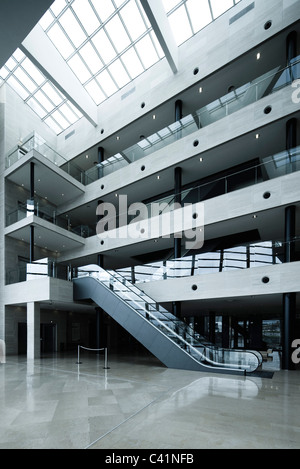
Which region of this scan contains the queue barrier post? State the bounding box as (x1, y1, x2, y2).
(76, 345, 110, 369)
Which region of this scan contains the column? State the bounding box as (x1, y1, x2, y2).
(96, 248, 105, 351)
(173, 166, 182, 318)
(282, 205, 296, 370)
(29, 162, 35, 263)
(27, 302, 40, 359)
(98, 146, 104, 179)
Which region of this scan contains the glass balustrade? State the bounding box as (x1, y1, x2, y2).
(6, 57, 299, 186)
(84, 56, 300, 185)
(5, 132, 84, 183)
(116, 238, 298, 284)
(5, 259, 71, 285)
(75, 265, 262, 372)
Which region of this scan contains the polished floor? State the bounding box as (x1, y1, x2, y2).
(0, 351, 299, 449)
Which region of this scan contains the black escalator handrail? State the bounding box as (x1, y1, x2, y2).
(75, 267, 261, 371)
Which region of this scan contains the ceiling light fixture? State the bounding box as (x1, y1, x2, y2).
(256, 52, 261, 60)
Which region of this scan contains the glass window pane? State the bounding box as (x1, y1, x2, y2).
(96, 69, 118, 96)
(85, 79, 106, 104)
(105, 15, 131, 53)
(5, 57, 17, 71)
(59, 9, 87, 48)
(68, 54, 91, 83)
(0, 66, 10, 80)
(14, 68, 37, 93)
(108, 59, 130, 88)
(51, 0, 67, 17)
(44, 116, 63, 133)
(210, 0, 234, 19)
(22, 58, 45, 86)
(122, 48, 144, 78)
(52, 109, 70, 128)
(186, 0, 212, 33)
(7, 76, 30, 100)
(59, 102, 80, 123)
(79, 42, 103, 74)
(27, 97, 47, 118)
(90, 0, 115, 23)
(72, 0, 100, 35)
(92, 29, 117, 64)
(12, 49, 25, 62)
(120, 0, 147, 41)
(48, 23, 75, 59)
(162, 0, 181, 13)
(39, 10, 55, 30)
(135, 35, 159, 69)
(168, 5, 192, 45)
(34, 90, 55, 112)
(41, 82, 64, 106)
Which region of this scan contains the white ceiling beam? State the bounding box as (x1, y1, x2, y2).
(21, 24, 98, 127)
(140, 0, 178, 74)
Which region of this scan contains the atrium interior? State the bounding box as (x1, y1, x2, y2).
(0, 0, 299, 450)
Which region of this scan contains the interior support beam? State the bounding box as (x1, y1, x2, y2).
(21, 24, 98, 127)
(140, 0, 178, 74)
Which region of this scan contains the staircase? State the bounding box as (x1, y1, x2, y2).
(73, 265, 262, 375)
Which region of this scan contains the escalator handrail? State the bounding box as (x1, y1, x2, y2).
(75, 266, 261, 372)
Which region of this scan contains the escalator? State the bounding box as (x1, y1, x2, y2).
(73, 265, 262, 375)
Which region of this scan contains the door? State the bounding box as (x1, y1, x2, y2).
(40, 323, 56, 353)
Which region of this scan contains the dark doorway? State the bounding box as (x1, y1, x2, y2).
(18, 322, 27, 355)
(40, 323, 56, 353)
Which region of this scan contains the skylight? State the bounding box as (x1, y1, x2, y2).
(0, 0, 243, 135)
(162, 0, 242, 45)
(40, 0, 164, 107)
(0, 48, 83, 134)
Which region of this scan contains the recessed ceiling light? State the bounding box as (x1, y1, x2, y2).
(252, 214, 257, 219)
(255, 133, 260, 139)
(199, 157, 203, 162)
(157, 175, 160, 180)
(153, 114, 156, 119)
(256, 52, 261, 60)
(116, 136, 120, 140)
(199, 87, 203, 93)
(86, 154, 89, 159)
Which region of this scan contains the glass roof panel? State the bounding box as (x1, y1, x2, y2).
(121, 48, 144, 78)
(186, 0, 212, 33)
(27, 97, 48, 118)
(120, 0, 147, 41)
(7, 75, 30, 100)
(135, 34, 159, 69)
(108, 59, 131, 88)
(47, 23, 75, 59)
(50, 0, 67, 17)
(85, 79, 106, 105)
(96, 69, 118, 96)
(34, 90, 55, 112)
(68, 53, 92, 83)
(210, 0, 234, 19)
(59, 8, 87, 48)
(79, 42, 103, 75)
(167, 5, 192, 45)
(72, 0, 100, 35)
(92, 29, 117, 64)
(90, 0, 115, 23)
(105, 15, 131, 54)
(22, 58, 45, 86)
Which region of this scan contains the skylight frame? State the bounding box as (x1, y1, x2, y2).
(162, 0, 242, 46)
(0, 48, 83, 134)
(40, 0, 164, 105)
